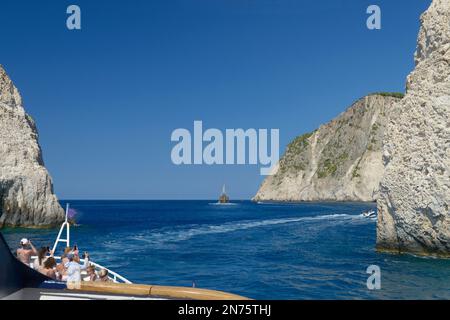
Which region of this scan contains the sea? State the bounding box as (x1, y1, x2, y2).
(2, 200, 450, 300)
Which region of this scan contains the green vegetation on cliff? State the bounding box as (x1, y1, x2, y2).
(277, 132, 314, 174)
(370, 92, 405, 99)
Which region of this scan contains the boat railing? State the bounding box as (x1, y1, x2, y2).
(30, 255, 132, 284)
(83, 258, 132, 284)
(31, 203, 132, 284)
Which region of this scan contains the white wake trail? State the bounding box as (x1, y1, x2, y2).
(130, 213, 362, 244)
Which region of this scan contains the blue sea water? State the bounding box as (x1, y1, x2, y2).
(2, 200, 450, 300)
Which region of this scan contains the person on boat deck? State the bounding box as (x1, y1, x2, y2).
(56, 247, 72, 278)
(33, 246, 54, 271)
(63, 247, 72, 255)
(56, 254, 69, 281)
(65, 252, 90, 283)
(72, 245, 81, 263)
(41, 257, 58, 280)
(16, 238, 38, 266)
(98, 269, 112, 282)
(86, 265, 98, 282)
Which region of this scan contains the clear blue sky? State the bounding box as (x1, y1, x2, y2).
(0, 0, 430, 199)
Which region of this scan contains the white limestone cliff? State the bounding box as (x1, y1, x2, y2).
(253, 94, 402, 202)
(0, 65, 64, 227)
(376, 0, 450, 256)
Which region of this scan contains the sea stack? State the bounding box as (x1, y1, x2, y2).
(253, 94, 402, 202)
(0, 65, 64, 227)
(377, 0, 450, 256)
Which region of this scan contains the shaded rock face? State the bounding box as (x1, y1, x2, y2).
(377, 0, 450, 256)
(253, 94, 401, 202)
(0, 65, 64, 228)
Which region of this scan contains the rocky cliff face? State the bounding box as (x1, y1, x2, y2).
(377, 0, 450, 256)
(0, 65, 64, 227)
(254, 94, 402, 202)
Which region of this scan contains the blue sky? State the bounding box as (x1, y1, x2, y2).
(0, 0, 430, 199)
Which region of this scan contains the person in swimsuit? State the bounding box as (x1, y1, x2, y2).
(98, 269, 112, 282)
(86, 265, 98, 281)
(16, 238, 38, 266)
(41, 257, 58, 280)
(56, 254, 70, 281)
(33, 246, 53, 271)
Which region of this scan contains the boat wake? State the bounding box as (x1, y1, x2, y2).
(129, 213, 365, 245)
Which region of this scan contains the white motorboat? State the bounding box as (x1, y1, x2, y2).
(362, 210, 377, 218)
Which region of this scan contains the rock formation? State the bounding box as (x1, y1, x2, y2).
(377, 0, 450, 256)
(253, 94, 402, 202)
(0, 65, 64, 228)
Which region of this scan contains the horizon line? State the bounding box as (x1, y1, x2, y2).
(59, 199, 252, 201)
